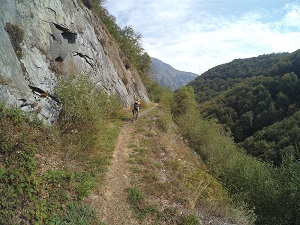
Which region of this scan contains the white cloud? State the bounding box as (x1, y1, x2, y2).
(283, 3, 300, 27)
(106, 1, 300, 74)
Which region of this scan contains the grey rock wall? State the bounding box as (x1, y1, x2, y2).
(0, 0, 149, 124)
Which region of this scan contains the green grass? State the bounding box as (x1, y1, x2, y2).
(179, 214, 201, 225)
(125, 187, 201, 224)
(51, 202, 104, 225)
(125, 105, 255, 225)
(0, 103, 47, 224)
(89, 121, 122, 177)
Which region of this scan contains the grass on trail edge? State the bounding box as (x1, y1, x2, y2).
(124, 105, 253, 225)
(0, 102, 123, 224)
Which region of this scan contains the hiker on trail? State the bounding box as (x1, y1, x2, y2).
(137, 99, 141, 109)
(132, 100, 139, 119)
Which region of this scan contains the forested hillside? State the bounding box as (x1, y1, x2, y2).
(188, 50, 300, 165)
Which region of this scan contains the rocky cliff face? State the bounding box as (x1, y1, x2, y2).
(0, 0, 149, 124)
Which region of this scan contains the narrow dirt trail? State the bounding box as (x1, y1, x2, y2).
(99, 120, 137, 225)
(89, 108, 154, 225)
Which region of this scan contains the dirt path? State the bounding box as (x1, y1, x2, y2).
(88, 107, 153, 225)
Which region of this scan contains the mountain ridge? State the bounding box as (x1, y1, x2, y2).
(150, 57, 198, 90)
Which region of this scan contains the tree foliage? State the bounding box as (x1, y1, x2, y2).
(182, 51, 300, 224)
(188, 52, 295, 103)
(172, 104, 300, 225)
(95, 5, 151, 76)
(78, 0, 151, 77)
(172, 86, 197, 117)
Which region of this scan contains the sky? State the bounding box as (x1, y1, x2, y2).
(105, 0, 300, 75)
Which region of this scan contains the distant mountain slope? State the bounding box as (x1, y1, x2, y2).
(150, 57, 198, 90)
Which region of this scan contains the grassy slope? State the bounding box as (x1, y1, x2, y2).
(121, 105, 252, 225)
(0, 102, 122, 224)
(0, 103, 252, 224)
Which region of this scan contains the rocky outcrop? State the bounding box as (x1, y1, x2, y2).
(0, 0, 149, 124)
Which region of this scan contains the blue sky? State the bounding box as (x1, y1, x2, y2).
(105, 1, 300, 75)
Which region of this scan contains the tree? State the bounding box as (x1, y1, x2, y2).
(270, 155, 300, 225)
(275, 91, 290, 111)
(137, 52, 151, 75)
(172, 86, 197, 117)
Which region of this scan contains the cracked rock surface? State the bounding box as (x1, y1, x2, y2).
(0, 0, 149, 124)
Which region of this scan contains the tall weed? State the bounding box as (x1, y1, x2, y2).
(56, 74, 122, 154)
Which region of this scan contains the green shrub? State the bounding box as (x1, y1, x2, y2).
(0, 102, 106, 224)
(179, 214, 201, 225)
(0, 105, 46, 224)
(51, 202, 101, 225)
(57, 74, 122, 124)
(125, 187, 159, 220)
(56, 73, 122, 152)
(172, 86, 198, 117)
(0, 103, 26, 124)
(262, 155, 300, 225)
(125, 187, 145, 209)
(142, 76, 168, 103)
(156, 109, 173, 132)
(175, 110, 300, 224)
(0, 74, 121, 224)
(75, 172, 97, 200)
